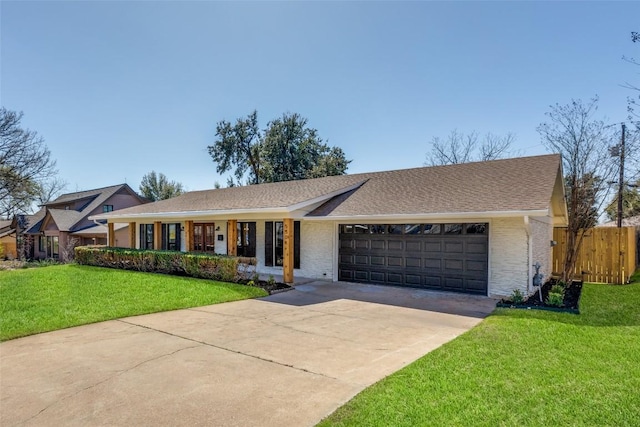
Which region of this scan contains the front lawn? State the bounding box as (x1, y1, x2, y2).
(0, 264, 267, 341)
(320, 276, 640, 426)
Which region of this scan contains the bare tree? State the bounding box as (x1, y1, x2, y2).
(36, 177, 68, 206)
(425, 130, 516, 166)
(0, 108, 58, 218)
(537, 96, 617, 284)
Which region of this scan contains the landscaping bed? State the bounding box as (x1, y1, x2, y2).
(237, 278, 293, 295)
(497, 279, 583, 313)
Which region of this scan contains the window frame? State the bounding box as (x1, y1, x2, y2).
(139, 224, 154, 250)
(237, 222, 256, 257)
(264, 221, 300, 269)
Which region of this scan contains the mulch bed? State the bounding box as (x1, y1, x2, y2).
(238, 279, 293, 295)
(497, 279, 583, 314)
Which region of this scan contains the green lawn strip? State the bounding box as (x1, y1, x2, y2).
(0, 264, 267, 341)
(320, 279, 640, 427)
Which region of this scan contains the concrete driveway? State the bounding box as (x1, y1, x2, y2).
(0, 281, 496, 426)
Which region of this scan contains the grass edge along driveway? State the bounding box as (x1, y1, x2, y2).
(320, 272, 640, 427)
(0, 264, 267, 341)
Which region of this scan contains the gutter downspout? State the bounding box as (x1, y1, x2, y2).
(524, 216, 533, 294)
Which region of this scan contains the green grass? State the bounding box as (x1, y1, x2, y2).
(320, 277, 640, 426)
(0, 264, 267, 341)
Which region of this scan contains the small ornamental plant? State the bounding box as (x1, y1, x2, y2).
(546, 291, 564, 307)
(510, 289, 524, 305)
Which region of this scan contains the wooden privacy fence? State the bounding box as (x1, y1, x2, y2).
(552, 227, 638, 284)
(1, 241, 18, 259)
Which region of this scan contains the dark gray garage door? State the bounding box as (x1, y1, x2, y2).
(339, 223, 488, 295)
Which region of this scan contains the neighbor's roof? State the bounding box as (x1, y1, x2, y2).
(25, 184, 145, 233)
(22, 209, 47, 234)
(70, 223, 128, 236)
(94, 154, 565, 221)
(598, 215, 640, 227)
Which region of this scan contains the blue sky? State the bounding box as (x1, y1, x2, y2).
(2, 1, 638, 195)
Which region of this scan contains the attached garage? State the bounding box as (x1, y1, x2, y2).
(339, 223, 489, 295)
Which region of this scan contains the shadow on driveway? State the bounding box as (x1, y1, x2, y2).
(267, 280, 497, 318)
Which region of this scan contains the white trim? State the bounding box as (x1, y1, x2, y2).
(524, 216, 533, 294)
(90, 182, 366, 223)
(304, 210, 550, 222)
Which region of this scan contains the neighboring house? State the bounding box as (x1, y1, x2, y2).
(0, 219, 17, 259)
(92, 155, 568, 297)
(22, 184, 147, 260)
(598, 215, 640, 227)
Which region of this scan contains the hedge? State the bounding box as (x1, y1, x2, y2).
(74, 246, 242, 282)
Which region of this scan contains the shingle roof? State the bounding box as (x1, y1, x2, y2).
(598, 215, 640, 227)
(47, 209, 85, 232)
(96, 154, 564, 220)
(25, 184, 144, 233)
(96, 175, 369, 217)
(23, 209, 47, 234)
(309, 154, 563, 217)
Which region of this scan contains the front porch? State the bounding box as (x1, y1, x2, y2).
(107, 218, 299, 284)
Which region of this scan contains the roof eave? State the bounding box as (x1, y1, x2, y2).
(90, 207, 292, 222)
(91, 181, 367, 223)
(304, 209, 552, 221)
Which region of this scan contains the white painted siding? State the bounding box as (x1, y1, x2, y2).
(531, 216, 553, 287)
(254, 220, 334, 280)
(298, 221, 334, 279)
(490, 217, 528, 297)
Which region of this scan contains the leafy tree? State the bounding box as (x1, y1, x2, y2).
(139, 171, 184, 201)
(0, 108, 57, 218)
(537, 96, 617, 284)
(208, 110, 350, 185)
(209, 110, 262, 185)
(425, 130, 516, 166)
(605, 180, 640, 221)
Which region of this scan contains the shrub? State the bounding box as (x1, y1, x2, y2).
(75, 246, 239, 282)
(510, 289, 524, 305)
(550, 284, 565, 295)
(546, 292, 564, 307)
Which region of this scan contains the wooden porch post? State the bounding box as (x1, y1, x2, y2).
(283, 218, 294, 284)
(185, 220, 194, 252)
(128, 222, 136, 248)
(227, 220, 237, 256)
(153, 221, 162, 250)
(107, 223, 115, 247)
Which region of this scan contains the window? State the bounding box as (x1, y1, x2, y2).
(139, 224, 154, 249)
(46, 236, 59, 259)
(404, 224, 422, 234)
(388, 224, 403, 234)
(423, 224, 442, 234)
(193, 223, 215, 252)
(466, 223, 488, 234)
(341, 225, 354, 233)
(265, 221, 300, 269)
(103, 205, 114, 213)
(39, 236, 46, 252)
(161, 223, 181, 251)
(237, 222, 256, 257)
(444, 224, 463, 234)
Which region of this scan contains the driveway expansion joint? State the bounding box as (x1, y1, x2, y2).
(117, 319, 342, 382)
(20, 342, 201, 424)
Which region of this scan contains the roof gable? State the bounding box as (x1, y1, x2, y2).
(27, 184, 145, 233)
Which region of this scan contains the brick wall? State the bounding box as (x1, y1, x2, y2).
(490, 217, 528, 296)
